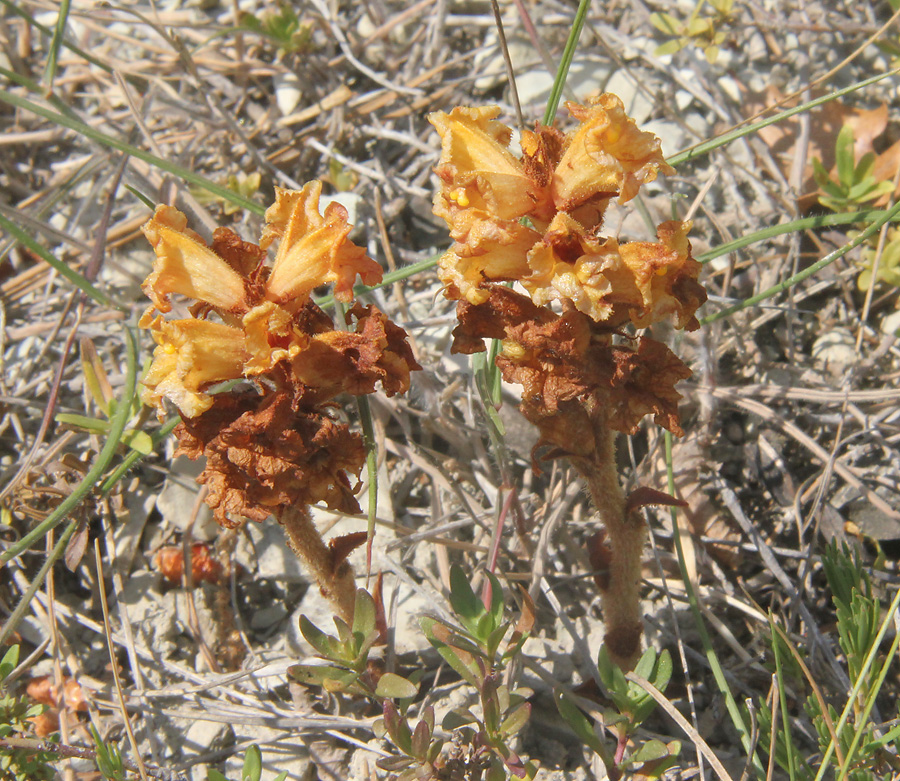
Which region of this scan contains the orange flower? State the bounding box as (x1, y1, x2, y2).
(429, 95, 701, 329)
(141, 316, 247, 417)
(551, 94, 673, 211)
(139, 183, 418, 418)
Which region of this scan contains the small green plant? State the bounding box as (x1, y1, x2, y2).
(812, 125, 894, 214)
(208, 743, 288, 781)
(54, 339, 153, 456)
(649, 0, 735, 63)
(241, 5, 313, 55)
(0, 646, 56, 781)
(418, 565, 537, 780)
(555, 646, 680, 780)
(290, 568, 537, 780)
(191, 172, 263, 216)
(89, 725, 126, 781)
(756, 542, 900, 780)
(855, 226, 900, 291)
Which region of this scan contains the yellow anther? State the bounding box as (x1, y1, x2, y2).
(655, 266, 668, 276)
(163, 343, 178, 355)
(501, 339, 527, 361)
(449, 188, 470, 208)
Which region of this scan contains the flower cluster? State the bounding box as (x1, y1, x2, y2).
(430, 95, 707, 671)
(139, 181, 420, 527)
(429, 94, 706, 454)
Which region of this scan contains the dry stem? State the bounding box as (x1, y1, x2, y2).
(574, 418, 646, 671)
(279, 505, 357, 624)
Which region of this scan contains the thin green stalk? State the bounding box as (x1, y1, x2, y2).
(0, 326, 138, 565)
(700, 199, 900, 325)
(542, 0, 591, 124)
(0, 520, 78, 648)
(43, 0, 71, 88)
(0, 89, 263, 214)
(355, 393, 378, 578)
(99, 417, 180, 494)
(0, 0, 112, 73)
(668, 68, 900, 167)
(696, 208, 900, 265)
(770, 615, 798, 781)
(0, 211, 119, 309)
(665, 432, 765, 780)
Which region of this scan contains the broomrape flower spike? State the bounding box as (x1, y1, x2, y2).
(139, 182, 420, 625)
(430, 94, 707, 671)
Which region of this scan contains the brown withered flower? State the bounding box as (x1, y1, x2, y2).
(431, 98, 705, 671)
(140, 181, 420, 624)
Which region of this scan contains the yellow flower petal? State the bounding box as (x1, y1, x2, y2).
(521, 213, 640, 322)
(429, 106, 539, 224)
(437, 219, 539, 303)
(242, 301, 308, 375)
(141, 316, 247, 417)
(141, 205, 248, 313)
(552, 94, 674, 211)
(262, 183, 382, 304)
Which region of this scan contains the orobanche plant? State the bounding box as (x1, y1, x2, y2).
(138, 181, 420, 622)
(428, 94, 706, 670)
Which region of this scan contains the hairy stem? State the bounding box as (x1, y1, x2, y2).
(575, 421, 646, 671)
(280, 505, 357, 624)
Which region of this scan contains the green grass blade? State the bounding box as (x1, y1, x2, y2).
(0, 326, 138, 564)
(665, 432, 765, 780)
(355, 394, 378, 576)
(696, 208, 900, 265)
(0, 89, 264, 214)
(0, 210, 119, 309)
(542, 0, 591, 125)
(0, 0, 112, 73)
(770, 615, 799, 781)
(830, 587, 900, 781)
(668, 68, 900, 168)
(43, 0, 72, 88)
(700, 199, 900, 325)
(99, 416, 180, 494)
(0, 519, 78, 647)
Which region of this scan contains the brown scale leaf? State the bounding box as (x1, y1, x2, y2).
(176, 391, 366, 527)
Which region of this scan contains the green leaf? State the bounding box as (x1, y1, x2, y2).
(375, 673, 418, 700)
(449, 564, 484, 636)
(288, 664, 359, 693)
(0, 645, 19, 680)
(382, 700, 413, 755)
(410, 719, 431, 760)
(299, 615, 336, 659)
(500, 702, 531, 738)
(206, 771, 228, 781)
(55, 413, 112, 433)
(649, 12, 682, 35)
(241, 744, 262, 781)
(655, 38, 687, 56)
(352, 588, 376, 639)
(482, 676, 501, 734)
(630, 739, 670, 764)
(652, 648, 673, 693)
(597, 646, 630, 711)
(554, 690, 612, 762)
(119, 429, 154, 456)
(835, 125, 856, 187)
